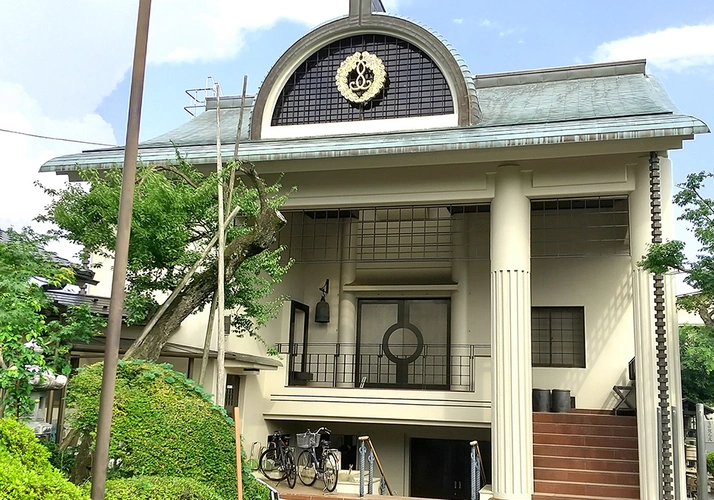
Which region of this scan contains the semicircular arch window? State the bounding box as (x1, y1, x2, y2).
(271, 34, 454, 126)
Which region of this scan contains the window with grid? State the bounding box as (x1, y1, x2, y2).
(271, 34, 454, 126)
(531, 307, 585, 368)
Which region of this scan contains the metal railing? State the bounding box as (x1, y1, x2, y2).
(276, 342, 490, 392)
(358, 436, 393, 497)
(470, 440, 486, 500)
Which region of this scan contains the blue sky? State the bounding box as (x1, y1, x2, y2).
(1, 0, 713, 259)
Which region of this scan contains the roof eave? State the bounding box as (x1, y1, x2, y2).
(40, 114, 709, 174)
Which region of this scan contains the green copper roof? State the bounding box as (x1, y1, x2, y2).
(40, 60, 708, 174)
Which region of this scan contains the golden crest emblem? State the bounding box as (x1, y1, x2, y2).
(336, 51, 386, 104)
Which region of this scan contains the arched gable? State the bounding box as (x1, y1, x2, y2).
(250, 15, 480, 140)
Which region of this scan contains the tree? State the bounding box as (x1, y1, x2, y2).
(639, 171, 714, 325)
(0, 228, 104, 418)
(639, 171, 714, 402)
(679, 324, 714, 404)
(39, 156, 290, 361)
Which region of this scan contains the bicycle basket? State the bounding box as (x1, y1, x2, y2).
(296, 432, 319, 448)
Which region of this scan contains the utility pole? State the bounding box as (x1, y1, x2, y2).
(91, 1, 151, 498)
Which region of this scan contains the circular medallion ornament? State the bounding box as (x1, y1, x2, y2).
(336, 51, 386, 104)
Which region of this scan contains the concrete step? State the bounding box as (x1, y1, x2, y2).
(533, 433, 638, 449)
(534, 455, 639, 473)
(534, 467, 639, 486)
(535, 480, 639, 499)
(534, 443, 638, 461)
(534, 422, 638, 438)
(533, 412, 636, 427)
(533, 494, 637, 500)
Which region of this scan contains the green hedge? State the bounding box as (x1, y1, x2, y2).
(66, 360, 268, 500)
(83, 476, 224, 500)
(0, 417, 88, 500)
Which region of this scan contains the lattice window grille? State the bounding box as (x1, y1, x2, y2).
(531, 196, 630, 257)
(272, 34, 454, 126)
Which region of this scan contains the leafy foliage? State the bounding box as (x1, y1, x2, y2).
(66, 360, 267, 500)
(0, 227, 104, 418)
(640, 171, 714, 327)
(0, 417, 88, 499)
(41, 439, 77, 478)
(708, 451, 714, 476)
(679, 324, 714, 404)
(39, 155, 291, 358)
(82, 476, 225, 500)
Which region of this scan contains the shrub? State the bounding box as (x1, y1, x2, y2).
(41, 439, 77, 477)
(67, 361, 238, 499)
(83, 476, 224, 500)
(708, 451, 714, 476)
(244, 475, 271, 500)
(0, 417, 88, 500)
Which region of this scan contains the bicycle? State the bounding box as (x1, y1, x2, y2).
(296, 426, 339, 492)
(259, 430, 296, 488)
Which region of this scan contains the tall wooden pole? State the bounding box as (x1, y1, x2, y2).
(234, 408, 243, 500)
(91, 1, 151, 497)
(215, 87, 227, 408)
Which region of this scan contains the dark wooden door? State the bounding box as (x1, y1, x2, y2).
(410, 438, 471, 500)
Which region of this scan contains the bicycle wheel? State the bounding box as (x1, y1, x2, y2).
(259, 447, 284, 481)
(297, 450, 317, 486)
(322, 451, 338, 492)
(286, 450, 297, 488)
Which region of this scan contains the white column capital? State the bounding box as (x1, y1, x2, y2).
(491, 166, 530, 272)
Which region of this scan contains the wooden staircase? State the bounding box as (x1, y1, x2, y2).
(533, 411, 640, 500)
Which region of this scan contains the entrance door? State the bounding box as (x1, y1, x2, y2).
(410, 438, 471, 500)
(224, 375, 240, 416)
(357, 299, 450, 389)
(288, 301, 313, 385)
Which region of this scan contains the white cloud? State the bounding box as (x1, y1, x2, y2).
(593, 24, 714, 71)
(0, 0, 371, 257)
(479, 19, 492, 28)
(0, 83, 116, 233)
(453, 18, 464, 25)
(148, 0, 354, 64)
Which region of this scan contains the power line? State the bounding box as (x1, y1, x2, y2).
(0, 127, 117, 148)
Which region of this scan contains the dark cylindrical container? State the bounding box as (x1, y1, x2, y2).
(551, 389, 571, 413)
(532, 388, 551, 412)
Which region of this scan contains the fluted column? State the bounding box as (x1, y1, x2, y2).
(490, 165, 533, 500)
(630, 156, 662, 500)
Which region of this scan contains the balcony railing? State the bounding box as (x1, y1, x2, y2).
(276, 342, 490, 392)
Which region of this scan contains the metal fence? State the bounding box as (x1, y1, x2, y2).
(276, 342, 490, 392)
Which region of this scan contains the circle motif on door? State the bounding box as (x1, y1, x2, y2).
(382, 323, 424, 364)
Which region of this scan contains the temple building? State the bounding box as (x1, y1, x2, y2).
(41, 1, 709, 499)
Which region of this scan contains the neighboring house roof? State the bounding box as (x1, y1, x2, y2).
(40, 60, 708, 174)
(0, 228, 97, 286)
(72, 336, 282, 370)
(45, 289, 121, 317)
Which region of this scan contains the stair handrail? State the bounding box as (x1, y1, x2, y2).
(358, 436, 394, 496)
(470, 440, 486, 500)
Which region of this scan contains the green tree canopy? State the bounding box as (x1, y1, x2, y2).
(639, 171, 714, 402)
(39, 156, 290, 360)
(639, 171, 714, 326)
(0, 228, 104, 418)
(679, 324, 714, 404)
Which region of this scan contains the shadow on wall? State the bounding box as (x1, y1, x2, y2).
(532, 256, 634, 410)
